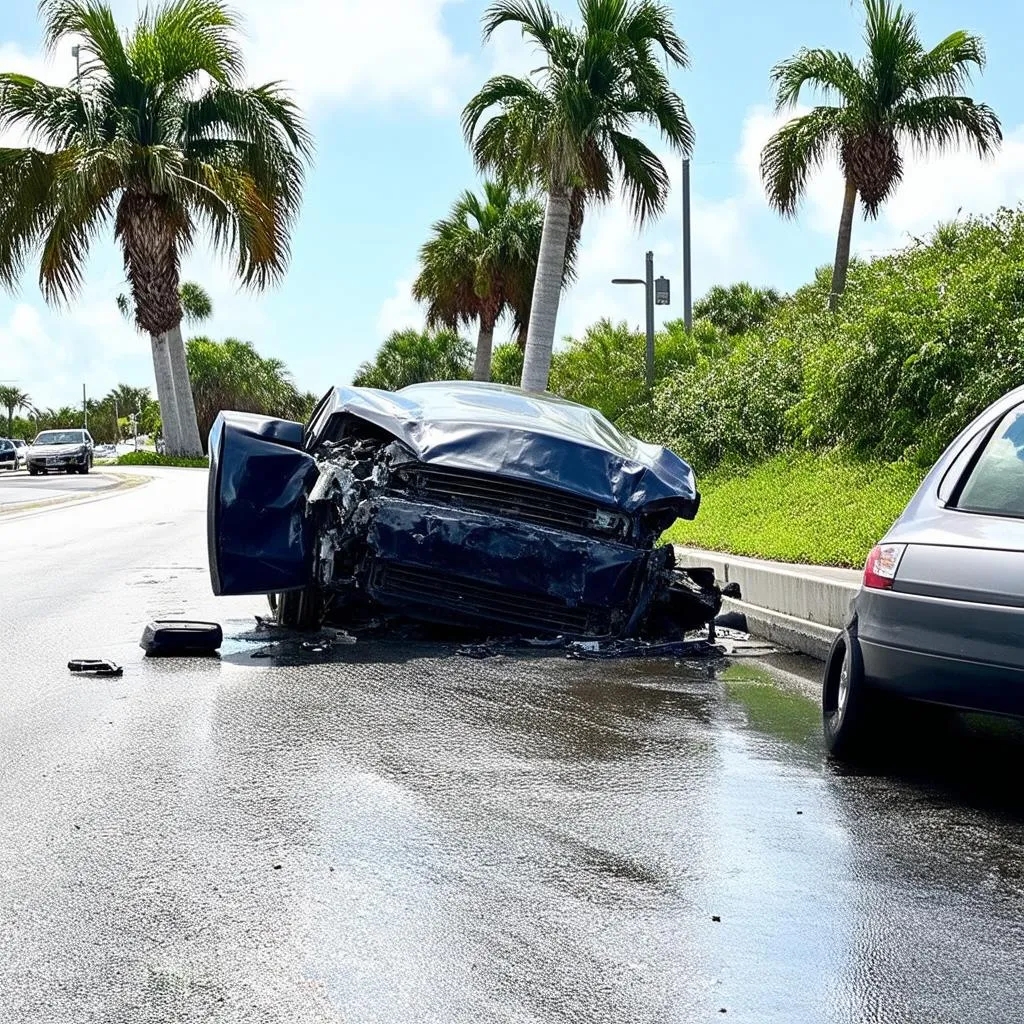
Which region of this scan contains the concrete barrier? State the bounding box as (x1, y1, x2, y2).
(675, 547, 862, 661)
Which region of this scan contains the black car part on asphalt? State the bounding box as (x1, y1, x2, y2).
(139, 621, 224, 656)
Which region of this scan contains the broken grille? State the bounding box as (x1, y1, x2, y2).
(389, 463, 634, 542)
(369, 563, 609, 636)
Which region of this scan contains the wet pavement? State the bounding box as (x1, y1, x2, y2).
(2, 469, 1024, 1022)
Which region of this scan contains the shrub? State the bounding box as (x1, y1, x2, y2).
(490, 342, 524, 386)
(645, 329, 803, 474)
(116, 452, 209, 468)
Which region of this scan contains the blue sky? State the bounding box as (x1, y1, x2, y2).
(2, 0, 1024, 408)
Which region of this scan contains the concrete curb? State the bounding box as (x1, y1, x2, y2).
(0, 472, 148, 520)
(674, 546, 862, 661)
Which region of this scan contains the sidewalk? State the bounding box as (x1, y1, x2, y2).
(674, 546, 862, 660)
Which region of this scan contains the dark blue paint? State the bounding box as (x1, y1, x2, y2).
(207, 412, 319, 596)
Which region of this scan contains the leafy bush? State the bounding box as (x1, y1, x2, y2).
(791, 209, 1024, 464)
(490, 342, 524, 385)
(549, 317, 727, 427)
(645, 329, 802, 474)
(116, 452, 209, 468)
(665, 452, 926, 567)
(692, 282, 783, 336)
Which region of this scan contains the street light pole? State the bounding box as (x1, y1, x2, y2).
(613, 250, 668, 389)
(682, 157, 693, 332)
(72, 45, 81, 88)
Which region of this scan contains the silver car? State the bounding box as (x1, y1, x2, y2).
(823, 384, 1024, 757)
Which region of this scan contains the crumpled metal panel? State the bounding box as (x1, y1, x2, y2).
(306, 381, 699, 519)
(208, 412, 319, 596)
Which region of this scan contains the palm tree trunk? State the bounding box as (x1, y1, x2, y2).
(150, 331, 181, 453)
(829, 180, 858, 311)
(473, 315, 498, 382)
(164, 325, 204, 456)
(521, 189, 572, 393)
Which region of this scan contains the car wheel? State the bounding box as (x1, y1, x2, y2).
(268, 589, 322, 629)
(27, 466, 38, 476)
(822, 626, 877, 760)
(81, 460, 90, 475)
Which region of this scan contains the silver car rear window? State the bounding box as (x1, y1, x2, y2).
(957, 405, 1024, 517)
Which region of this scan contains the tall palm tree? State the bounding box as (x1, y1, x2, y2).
(0, 0, 312, 455)
(413, 181, 545, 381)
(463, 0, 694, 392)
(761, 0, 1001, 310)
(0, 385, 30, 435)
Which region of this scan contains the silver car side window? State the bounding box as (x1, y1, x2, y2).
(956, 405, 1024, 517)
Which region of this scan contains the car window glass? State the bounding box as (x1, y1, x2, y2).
(956, 405, 1024, 517)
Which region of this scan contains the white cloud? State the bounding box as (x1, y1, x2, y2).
(376, 272, 425, 338)
(217, 0, 470, 112)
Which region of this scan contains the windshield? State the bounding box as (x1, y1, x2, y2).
(33, 431, 85, 446)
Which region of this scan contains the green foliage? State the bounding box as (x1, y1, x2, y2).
(413, 181, 546, 345)
(645, 328, 802, 475)
(0, 0, 312, 319)
(548, 318, 726, 429)
(186, 337, 306, 445)
(463, 1, 693, 219)
(116, 452, 208, 468)
(762, 0, 1000, 221)
(693, 283, 783, 336)
(490, 342, 524, 386)
(353, 328, 472, 391)
(664, 452, 926, 567)
(790, 208, 1024, 464)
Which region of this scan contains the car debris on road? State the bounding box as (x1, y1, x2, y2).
(208, 382, 739, 644)
(67, 659, 124, 677)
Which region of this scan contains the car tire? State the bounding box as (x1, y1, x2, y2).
(269, 589, 322, 629)
(822, 625, 877, 761)
(27, 466, 38, 476)
(81, 460, 90, 475)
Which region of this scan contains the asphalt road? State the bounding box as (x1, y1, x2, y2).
(2, 469, 1024, 1022)
(0, 466, 121, 508)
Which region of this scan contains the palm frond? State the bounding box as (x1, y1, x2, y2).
(0, 147, 59, 290)
(760, 107, 846, 216)
(0, 74, 88, 149)
(616, 0, 689, 68)
(39, 0, 131, 81)
(891, 95, 1002, 157)
(607, 131, 669, 224)
(481, 0, 560, 47)
(904, 30, 986, 99)
(770, 48, 863, 109)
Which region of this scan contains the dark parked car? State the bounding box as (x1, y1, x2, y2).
(823, 384, 1024, 757)
(0, 438, 16, 472)
(208, 382, 729, 637)
(26, 429, 94, 475)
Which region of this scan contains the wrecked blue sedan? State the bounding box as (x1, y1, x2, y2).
(207, 382, 726, 637)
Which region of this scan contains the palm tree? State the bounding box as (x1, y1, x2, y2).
(353, 328, 473, 391)
(413, 181, 545, 381)
(463, 0, 694, 392)
(761, 0, 1001, 310)
(117, 281, 213, 326)
(0, 0, 312, 455)
(0, 385, 30, 435)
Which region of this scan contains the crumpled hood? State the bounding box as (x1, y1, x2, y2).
(307, 381, 699, 517)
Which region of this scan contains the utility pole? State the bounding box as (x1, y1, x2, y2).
(72, 45, 81, 88)
(682, 157, 693, 332)
(82, 383, 87, 430)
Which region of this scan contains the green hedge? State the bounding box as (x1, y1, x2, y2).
(116, 451, 209, 468)
(665, 452, 927, 567)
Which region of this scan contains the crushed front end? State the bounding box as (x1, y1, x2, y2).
(208, 385, 734, 640)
